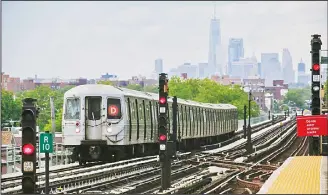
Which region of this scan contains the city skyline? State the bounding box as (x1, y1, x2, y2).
(3, 1, 328, 79)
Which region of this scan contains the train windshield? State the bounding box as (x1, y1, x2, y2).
(65, 98, 81, 120)
(107, 98, 122, 119)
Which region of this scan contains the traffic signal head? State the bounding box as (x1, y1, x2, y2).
(159, 134, 167, 141)
(22, 109, 36, 121)
(312, 52, 320, 65)
(22, 143, 35, 155)
(159, 97, 166, 105)
(312, 64, 320, 71)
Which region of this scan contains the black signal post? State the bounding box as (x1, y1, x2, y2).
(310, 34, 322, 156)
(246, 91, 253, 154)
(158, 73, 171, 191)
(21, 98, 38, 194)
(243, 105, 247, 139)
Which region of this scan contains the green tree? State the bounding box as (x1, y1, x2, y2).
(97, 80, 113, 85)
(167, 76, 260, 119)
(44, 108, 63, 132)
(1, 89, 22, 122)
(16, 85, 74, 131)
(126, 84, 143, 91)
(144, 85, 158, 93)
(284, 88, 311, 109)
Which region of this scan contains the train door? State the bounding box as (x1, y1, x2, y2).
(85, 96, 103, 140)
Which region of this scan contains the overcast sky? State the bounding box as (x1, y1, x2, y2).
(2, 1, 328, 79)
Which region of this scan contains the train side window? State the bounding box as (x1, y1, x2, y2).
(130, 98, 135, 120)
(107, 98, 122, 119)
(145, 100, 151, 121)
(138, 99, 144, 121)
(86, 96, 102, 120)
(125, 98, 130, 121)
(185, 106, 188, 136)
(190, 108, 193, 122)
(203, 110, 207, 123)
(65, 98, 81, 120)
(180, 105, 184, 137)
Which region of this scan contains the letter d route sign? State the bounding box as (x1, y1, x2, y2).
(40, 133, 54, 153)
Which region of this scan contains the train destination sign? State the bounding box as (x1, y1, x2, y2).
(296, 115, 328, 136)
(108, 105, 119, 116)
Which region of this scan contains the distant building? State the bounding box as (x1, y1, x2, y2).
(211, 75, 242, 86)
(297, 59, 310, 86)
(257, 63, 261, 77)
(243, 77, 266, 111)
(155, 59, 163, 74)
(230, 57, 258, 79)
(197, 63, 209, 78)
(208, 16, 224, 76)
(282, 48, 295, 84)
(265, 80, 288, 100)
(1, 73, 21, 93)
(100, 73, 118, 81)
(228, 38, 244, 75)
(261, 53, 282, 86)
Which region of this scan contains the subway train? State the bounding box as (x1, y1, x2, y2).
(62, 84, 239, 165)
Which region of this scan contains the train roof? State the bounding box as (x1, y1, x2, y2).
(64, 84, 237, 110)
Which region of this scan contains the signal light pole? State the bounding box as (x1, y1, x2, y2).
(310, 34, 322, 156)
(158, 73, 171, 191)
(246, 91, 253, 154)
(21, 98, 38, 194)
(243, 105, 247, 139)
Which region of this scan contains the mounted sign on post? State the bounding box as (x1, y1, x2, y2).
(296, 115, 328, 136)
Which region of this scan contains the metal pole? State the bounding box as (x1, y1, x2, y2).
(50, 97, 56, 140)
(268, 110, 271, 120)
(247, 91, 253, 154)
(45, 144, 49, 194)
(243, 105, 247, 139)
(172, 96, 178, 155)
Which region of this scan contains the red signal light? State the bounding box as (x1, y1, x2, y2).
(159, 97, 166, 104)
(22, 144, 35, 155)
(159, 134, 167, 141)
(313, 64, 320, 71)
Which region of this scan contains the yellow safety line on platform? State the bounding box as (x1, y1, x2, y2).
(267, 156, 322, 194)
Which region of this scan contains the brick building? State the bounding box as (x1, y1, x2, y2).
(243, 77, 266, 111)
(265, 80, 288, 100)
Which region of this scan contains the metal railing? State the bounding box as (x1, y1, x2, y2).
(237, 115, 270, 130)
(1, 143, 73, 175)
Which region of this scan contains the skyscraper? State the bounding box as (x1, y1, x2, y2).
(297, 59, 310, 85)
(282, 48, 295, 84)
(155, 59, 163, 74)
(208, 8, 223, 76)
(298, 60, 305, 72)
(228, 38, 244, 75)
(261, 53, 282, 86)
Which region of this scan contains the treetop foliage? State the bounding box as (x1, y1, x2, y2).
(2, 77, 260, 131)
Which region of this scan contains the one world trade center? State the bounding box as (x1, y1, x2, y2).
(208, 10, 223, 76)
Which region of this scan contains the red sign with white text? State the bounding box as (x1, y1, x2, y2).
(296, 115, 328, 136)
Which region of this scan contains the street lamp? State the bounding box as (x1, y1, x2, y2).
(247, 90, 253, 154)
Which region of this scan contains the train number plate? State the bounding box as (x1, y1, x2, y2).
(23, 161, 34, 172)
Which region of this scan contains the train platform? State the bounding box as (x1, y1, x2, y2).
(258, 156, 328, 194)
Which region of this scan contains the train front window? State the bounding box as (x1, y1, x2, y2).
(65, 98, 81, 120)
(107, 98, 122, 119)
(86, 97, 102, 120)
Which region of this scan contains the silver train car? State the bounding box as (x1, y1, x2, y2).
(62, 84, 238, 165)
